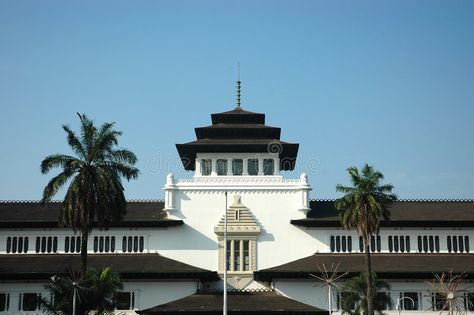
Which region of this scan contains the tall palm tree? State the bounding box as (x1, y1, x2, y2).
(340, 272, 392, 315)
(41, 113, 139, 273)
(335, 164, 397, 315)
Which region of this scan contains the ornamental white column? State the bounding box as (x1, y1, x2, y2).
(227, 159, 232, 176)
(258, 158, 264, 176)
(274, 158, 280, 175)
(211, 158, 217, 176)
(243, 158, 248, 176)
(163, 173, 176, 214)
(195, 159, 202, 176)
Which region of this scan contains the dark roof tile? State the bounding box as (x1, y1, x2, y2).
(139, 290, 327, 314)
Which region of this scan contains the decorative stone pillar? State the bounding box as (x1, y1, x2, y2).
(298, 173, 311, 214)
(274, 158, 280, 175)
(258, 158, 264, 176)
(242, 158, 248, 176)
(163, 173, 176, 214)
(195, 159, 202, 176)
(227, 159, 232, 176)
(211, 158, 217, 176)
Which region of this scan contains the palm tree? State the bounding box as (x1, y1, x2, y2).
(40, 267, 123, 315)
(340, 273, 392, 315)
(41, 113, 139, 273)
(335, 164, 397, 315)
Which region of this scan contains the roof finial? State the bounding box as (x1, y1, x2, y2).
(236, 63, 241, 110)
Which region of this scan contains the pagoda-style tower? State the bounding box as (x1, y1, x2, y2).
(176, 106, 299, 177)
(162, 84, 312, 286)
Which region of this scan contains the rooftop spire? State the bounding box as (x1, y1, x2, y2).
(236, 63, 241, 110)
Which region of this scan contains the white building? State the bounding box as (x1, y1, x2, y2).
(1, 88, 473, 314)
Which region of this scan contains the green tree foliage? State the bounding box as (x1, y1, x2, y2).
(40, 267, 123, 315)
(340, 273, 393, 315)
(335, 164, 397, 315)
(41, 113, 139, 273)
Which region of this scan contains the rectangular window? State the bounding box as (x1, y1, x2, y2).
(115, 292, 134, 310)
(375, 292, 390, 310)
(243, 241, 250, 271)
(111, 236, 116, 252)
(232, 159, 243, 175)
(94, 236, 99, 252)
(6, 237, 11, 253)
(133, 236, 138, 252)
(65, 237, 70, 253)
(99, 236, 104, 253)
(12, 237, 17, 253)
(433, 293, 445, 311)
(226, 240, 231, 271)
(263, 159, 274, 175)
(47, 236, 52, 253)
(76, 237, 81, 253)
(226, 239, 252, 272)
(122, 236, 127, 253)
(234, 240, 241, 271)
(22, 293, 38, 311)
(216, 159, 227, 175)
(105, 236, 110, 252)
(401, 292, 418, 310)
(139, 236, 144, 252)
(70, 236, 76, 253)
(128, 236, 133, 252)
(247, 159, 258, 175)
(0, 293, 9, 311)
(201, 159, 212, 176)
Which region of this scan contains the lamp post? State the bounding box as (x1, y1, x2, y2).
(223, 191, 228, 315)
(51, 275, 78, 315)
(397, 296, 415, 315)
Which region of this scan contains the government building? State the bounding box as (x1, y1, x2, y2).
(1, 86, 473, 314)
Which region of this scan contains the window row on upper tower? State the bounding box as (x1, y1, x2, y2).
(196, 157, 278, 176)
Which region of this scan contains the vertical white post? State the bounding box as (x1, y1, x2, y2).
(223, 191, 228, 315)
(72, 283, 77, 315)
(211, 159, 217, 176)
(328, 285, 332, 315)
(258, 158, 264, 175)
(227, 159, 232, 176)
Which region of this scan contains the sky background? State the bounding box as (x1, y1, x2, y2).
(0, 0, 473, 201)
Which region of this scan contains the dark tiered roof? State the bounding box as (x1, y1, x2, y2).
(254, 253, 474, 282)
(0, 200, 183, 228)
(0, 253, 219, 281)
(291, 199, 474, 227)
(138, 290, 327, 315)
(176, 107, 299, 171)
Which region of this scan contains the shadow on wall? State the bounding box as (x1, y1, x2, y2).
(157, 224, 218, 250)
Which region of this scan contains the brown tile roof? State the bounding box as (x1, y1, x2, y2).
(138, 290, 327, 315)
(291, 200, 474, 227)
(0, 253, 219, 281)
(254, 253, 474, 282)
(0, 200, 183, 228)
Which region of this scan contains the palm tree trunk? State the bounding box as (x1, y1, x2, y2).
(80, 231, 88, 275)
(364, 202, 374, 315)
(364, 234, 374, 315)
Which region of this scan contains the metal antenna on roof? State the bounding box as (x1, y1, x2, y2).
(236, 63, 241, 110)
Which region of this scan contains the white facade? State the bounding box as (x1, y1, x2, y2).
(1, 106, 473, 315)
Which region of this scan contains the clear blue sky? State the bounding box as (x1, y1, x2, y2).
(1, 0, 473, 200)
